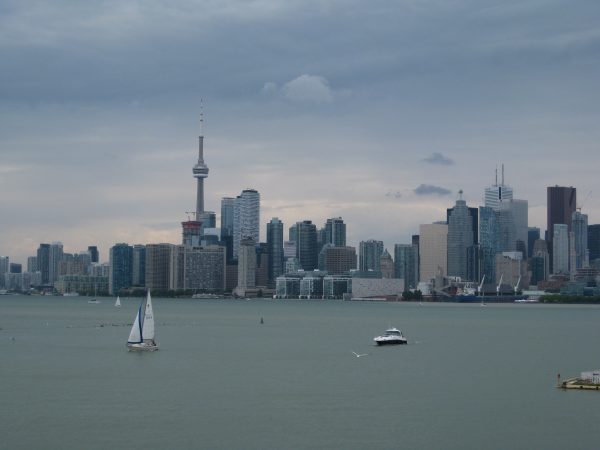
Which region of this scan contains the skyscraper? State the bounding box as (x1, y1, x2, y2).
(419, 223, 448, 282)
(484, 165, 513, 211)
(380, 249, 394, 279)
(233, 189, 260, 259)
(359, 240, 384, 272)
(109, 243, 133, 295)
(324, 217, 346, 247)
(527, 227, 541, 258)
(547, 186, 576, 271)
(87, 246, 99, 263)
(572, 210, 589, 269)
(321, 246, 357, 275)
(588, 224, 600, 263)
(447, 191, 474, 280)
(294, 220, 318, 271)
(394, 244, 417, 288)
(235, 237, 257, 296)
(37, 244, 50, 284)
(49, 242, 64, 284)
(267, 218, 284, 287)
(132, 244, 146, 287)
(479, 207, 499, 283)
(221, 197, 235, 237)
(145, 244, 172, 291)
(552, 224, 569, 274)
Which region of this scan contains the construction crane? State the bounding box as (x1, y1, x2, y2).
(514, 275, 521, 295)
(577, 190, 592, 211)
(185, 211, 197, 221)
(496, 273, 504, 296)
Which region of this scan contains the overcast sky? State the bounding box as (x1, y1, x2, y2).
(2, 0, 600, 264)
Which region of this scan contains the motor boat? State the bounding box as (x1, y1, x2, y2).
(374, 327, 408, 346)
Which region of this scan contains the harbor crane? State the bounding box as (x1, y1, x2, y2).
(496, 273, 504, 296)
(514, 275, 521, 295)
(477, 274, 486, 296)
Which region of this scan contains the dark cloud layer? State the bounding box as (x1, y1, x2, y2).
(1, 0, 600, 262)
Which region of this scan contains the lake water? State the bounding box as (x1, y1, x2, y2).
(2, 295, 600, 449)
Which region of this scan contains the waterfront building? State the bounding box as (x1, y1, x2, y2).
(184, 245, 226, 290)
(145, 243, 172, 291)
(267, 218, 284, 288)
(233, 189, 260, 259)
(380, 249, 394, 279)
(293, 220, 318, 271)
(323, 276, 352, 299)
(572, 211, 589, 269)
(359, 240, 384, 272)
(419, 223, 448, 282)
(275, 274, 302, 298)
(484, 165, 513, 211)
(285, 257, 301, 273)
(552, 224, 569, 275)
(447, 191, 474, 280)
(324, 217, 346, 247)
(394, 244, 417, 289)
(235, 237, 257, 296)
(351, 278, 405, 299)
(87, 246, 99, 263)
(55, 275, 108, 295)
(109, 243, 133, 295)
(300, 274, 325, 299)
(37, 244, 50, 285)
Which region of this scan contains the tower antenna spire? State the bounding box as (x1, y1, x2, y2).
(199, 98, 204, 136)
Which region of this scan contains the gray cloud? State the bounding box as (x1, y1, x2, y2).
(414, 184, 452, 196)
(262, 75, 334, 103)
(422, 152, 454, 166)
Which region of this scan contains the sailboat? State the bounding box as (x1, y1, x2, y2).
(127, 291, 158, 352)
(115, 296, 121, 307)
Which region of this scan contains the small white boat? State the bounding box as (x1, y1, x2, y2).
(115, 296, 121, 307)
(127, 291, 158, 352)
(374, 327, 408, 346)
(88, 298, 100, 304)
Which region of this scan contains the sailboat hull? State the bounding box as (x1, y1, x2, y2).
(127, 342, 159, 352)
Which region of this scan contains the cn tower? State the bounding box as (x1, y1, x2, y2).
(192, 113, 209, 221)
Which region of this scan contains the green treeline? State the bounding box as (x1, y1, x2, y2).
(540, 295, 600, 304)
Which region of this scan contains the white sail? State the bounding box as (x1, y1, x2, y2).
(115, 296, 121, 307)
(127, 305, 142, 343)
(141, 291, 155, 341)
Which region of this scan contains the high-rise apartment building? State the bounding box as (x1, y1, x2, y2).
(380, 249, 394, 279)
(145, 244, 173, 291)
(184, 246, 226, 290)
(547, 186, 576, 271)
(359, 240, 384, 272)
(109, 243, 133, 295)
(267, 218, 284, 287)
(233, 189, 260, 259)
(235, 238, 257, 295)
(27, 256, 37, 273)
(552, 224, 569, 274)
(447, 192, 474, 280)
(419, 223, 448, 282)
(321, 246, 357, 275)
(479, 207, 499, 283)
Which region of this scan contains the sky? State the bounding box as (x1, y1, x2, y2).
(1, 0, 600, 264)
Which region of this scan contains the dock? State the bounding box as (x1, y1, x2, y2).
(558, 378, 600, 391)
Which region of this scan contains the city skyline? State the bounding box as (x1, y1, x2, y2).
(2, 0, 600, 263)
